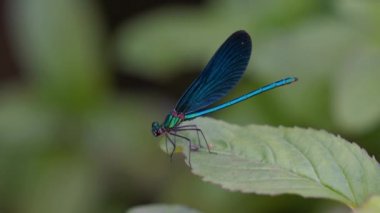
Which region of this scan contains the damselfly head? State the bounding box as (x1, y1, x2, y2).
(151, 121, 162, 137)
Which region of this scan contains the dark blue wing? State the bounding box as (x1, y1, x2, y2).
(174, 30, 252, 114)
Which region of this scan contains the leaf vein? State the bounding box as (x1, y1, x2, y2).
(316, 136, 357, 205)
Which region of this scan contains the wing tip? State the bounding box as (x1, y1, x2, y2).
(231, 30, 251, 41)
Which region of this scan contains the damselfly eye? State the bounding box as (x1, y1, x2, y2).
(151, 122, 161, 136)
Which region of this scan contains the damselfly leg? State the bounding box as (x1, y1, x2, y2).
(169, 132, 194, 167)
(175, 125, 212, 153)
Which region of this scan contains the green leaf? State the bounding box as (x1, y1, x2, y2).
(162, 118, 380, 208)
(254, 18, 359, 128)
(19, 155, 100, 213)
(335, 0, 380, 42)
(356, 196, 380, 213)
(127, 204, 201, 213)
(0, 88, 57, 149)
(255, 19, 358, 79)
(332, 45, 380, 134)
(114, 0, 320, 80)
(9, 0, 107, 111)
(114, 6, 247, 80)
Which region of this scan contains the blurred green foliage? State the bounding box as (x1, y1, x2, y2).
(127, 204, 201, 213)
(357, 196, 380, 213)
(0, 0, 379, 212)
(116, 0, 380, 135)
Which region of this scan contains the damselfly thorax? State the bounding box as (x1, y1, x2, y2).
(152, 110, 210, 167)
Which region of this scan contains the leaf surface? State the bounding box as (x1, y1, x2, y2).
(127, 204, 200, 213)
(163, 118, 380, 208)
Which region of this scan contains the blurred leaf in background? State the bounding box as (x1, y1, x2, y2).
(2, 0, 171, 212)
(10, 0, 107, 112)
(115, 0, 380, 136)
(127, 204, 201, 213)
(0, 0, 379, 212)
(115, 0, 322, 80)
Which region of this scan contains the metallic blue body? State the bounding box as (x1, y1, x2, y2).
(185, 77, 297, 119)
